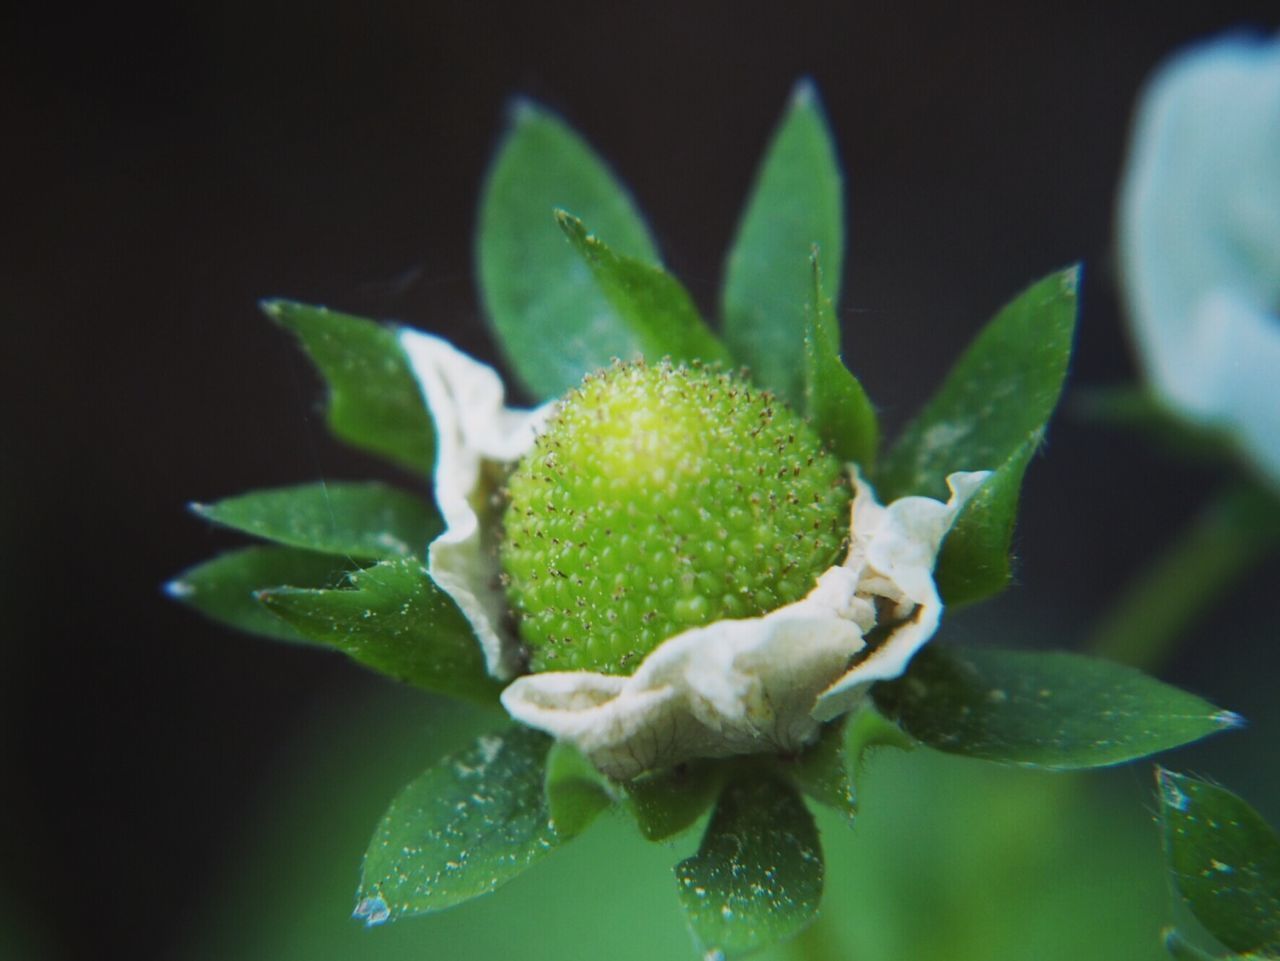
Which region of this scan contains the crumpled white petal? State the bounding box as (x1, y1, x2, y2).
(502, 470, 989, 779)
(398, 330, 553, 679)
(812, 470, 989, 718)
(1119, 33, 1280, 487)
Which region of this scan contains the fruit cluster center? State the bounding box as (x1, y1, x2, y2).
(500, 362, 852, 675)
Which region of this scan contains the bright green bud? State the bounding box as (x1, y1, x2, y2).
(500, 361, 851, 675)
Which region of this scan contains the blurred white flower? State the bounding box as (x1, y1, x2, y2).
(1119, 33, 1280, 487)
(401, 329, 986, 779)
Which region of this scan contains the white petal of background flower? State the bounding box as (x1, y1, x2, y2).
(399, 330, 553, 680)
(1119, 33, 1280, 487)
(503, 470, 988, 779)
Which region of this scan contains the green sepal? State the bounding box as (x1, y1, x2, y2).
(556, 211, 732, 368)
(786, 719, 857, 825)
(722, 79, 844, 409)
(934, 432, 1039, 606)
(845, 701, 917, 758)
(875, 266, 1079, 501)
(829, 706, 917, 825)
(804, 248, 878, 469)
(166, 546, 357, 643)
(477, 101, 660, 400)
(872, 646, 1241, 769)
(355, 727, 558, 925)
(1158, 769, 1280, 957)
(259, 557, 502, 704)
(190, 481, 440, 561)
(675, 775, 824, 959)
(622, 761, 725, 842)
(544, 742, 615, 841)
(262, 300, 434, 475)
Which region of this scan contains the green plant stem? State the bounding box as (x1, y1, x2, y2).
(1088, 483, 1280, 671)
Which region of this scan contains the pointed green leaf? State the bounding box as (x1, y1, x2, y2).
(166, 546, 355, 643)
(555, 211, 731, 367)
(722, 79, 844, 408)
(477, 102, 660, 399)
(355, 727, 558, 924)
(804, 248, 878, 468)
(259, 557, 502, 704)
(262, 300, 434, 474)
(544, 742, 614, 840)
(1158, 769, 1280, 957)
(876, 266, 1079, 501)
(191, 481, 439, 560)
(788, 719, 857, 825)
(872, 646, 1241, 769)
(934, 432, 1039, 606)
(623, 761, 725, 842)
(675, 776, 824, 959)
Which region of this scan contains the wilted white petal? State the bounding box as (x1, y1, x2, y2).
(502, 470, 988, 778)
(812, 470, 989, 720)
(398, 330, 553, 679)
(1119, 33, 1280, 486)
(502, 569, 864, 779)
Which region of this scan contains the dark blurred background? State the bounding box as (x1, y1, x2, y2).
(7, 3, 1280, 959)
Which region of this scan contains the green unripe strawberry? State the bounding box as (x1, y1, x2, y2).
(500, 361, 852, 675)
